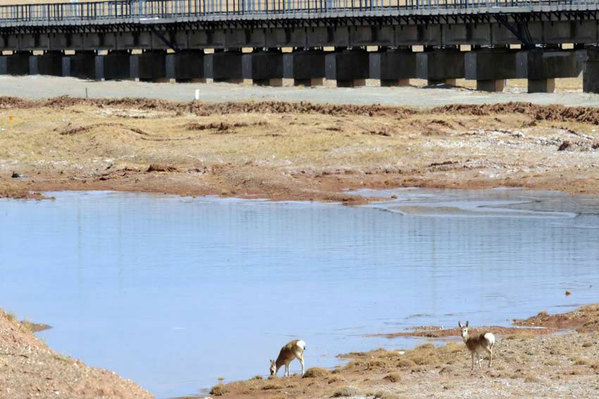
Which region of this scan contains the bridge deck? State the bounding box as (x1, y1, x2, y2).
(0, 0, 598, 26)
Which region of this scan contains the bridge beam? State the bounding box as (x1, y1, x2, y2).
(166, 50, 205, 82)
(0, 52, 31, 75)
(417, 48, 464, 86)
(369, 49, 417, 86)
(103, 50, 138, 81)
(465, 48, 517, 92)
(325, 49, 369, 87)
(243, 50, 284, 86)
(212, 50, 244, 83)
(138, 50, 167, 82)
(283, 50, 326, 86)
(583, 47, 599, 93)
(32, 51, 64, 76)
(516, 49, 581, 93)
(63, 51, 103, 80)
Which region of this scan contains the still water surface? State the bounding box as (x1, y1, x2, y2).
(1, 189, 598, 398)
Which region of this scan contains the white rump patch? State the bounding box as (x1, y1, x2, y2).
(484, 333, 496, 346)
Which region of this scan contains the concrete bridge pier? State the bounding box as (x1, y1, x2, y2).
(325, 49, 369, 87)
(243, 50, 284, 86)
(103, 50, 138, 80)
(417, 48, 464, 86)
(369, 49, 416, 86)
(212, 50, 244, 83)
(516, 49, 581, 93)
(0, 52, 31, 75)
(166, 50, 204, 82)
(583, 47, 599, 93)
(137, 50, 167, 82)
(32, 51, 64, 76)
(64, 51, 103, 80)
(283, 50, 326, 86)
(465, 48, 517, 92)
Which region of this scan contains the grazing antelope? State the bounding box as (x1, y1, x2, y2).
(458, 321, 495, 371)
(269, 339, 306, 377)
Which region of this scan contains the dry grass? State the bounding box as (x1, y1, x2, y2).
(303, 367, 331, 378)
(2, 98, 599, 201)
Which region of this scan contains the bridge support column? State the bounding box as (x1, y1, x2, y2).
(0, 52, 31, 75)
(33, 51, 63, 76)
(103, 50, 138, 80)
(583, 47, 599, 93)
(212, 50, 244, 83)
(369, 49, 416, 86)
(325, 49, 369, 87)
(64, 51, 103, 80)
(417, 48, 464, 86)
(243, 50, 284, 86)
(465, 48, 517, 92)
(516, 49, 580, 93)
(138, 50, 167, 82)
(166, 50, 204, 82)
(283, 50, 326, 86)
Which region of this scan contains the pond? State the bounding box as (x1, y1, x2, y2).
(1, 189, 598, 398)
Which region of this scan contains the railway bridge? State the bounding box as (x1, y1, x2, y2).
(1, 0, 599, 92)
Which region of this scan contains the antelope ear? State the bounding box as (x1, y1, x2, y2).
(458, 321, 463, 328)
(465, 321, 469, 327)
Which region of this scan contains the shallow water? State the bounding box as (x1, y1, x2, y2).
(1, 189, 598, 398)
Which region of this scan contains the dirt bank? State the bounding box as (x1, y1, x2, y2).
(1, 97, 599, 201)
(211, 305, 599, 398)
(0, 309, 152, 399)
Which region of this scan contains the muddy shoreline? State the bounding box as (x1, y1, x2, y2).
(1, 97, 599, 202)
(211, 305, 599, 398)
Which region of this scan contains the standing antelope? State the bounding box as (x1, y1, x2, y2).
(458, 321, 495, 371)
(269, 339, 306, 377)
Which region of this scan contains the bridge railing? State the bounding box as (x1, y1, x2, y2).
(0, 0, 595, 23)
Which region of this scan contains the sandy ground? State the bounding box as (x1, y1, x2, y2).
(210, 305, 599, 399)
(1, 76, 599, 107)
(1, 97, 599, 201)
(0, 309, 152, 399)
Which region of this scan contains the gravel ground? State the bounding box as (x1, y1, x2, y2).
(2, 76, 599, 107)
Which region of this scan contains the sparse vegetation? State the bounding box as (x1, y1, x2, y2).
(331, 386, 362, 397)
(3, 99, 599, 201)
(303, 367, 330, 378)
(210, 383, 227, 396)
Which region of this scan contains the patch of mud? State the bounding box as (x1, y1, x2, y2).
(514, 304, 599, 332)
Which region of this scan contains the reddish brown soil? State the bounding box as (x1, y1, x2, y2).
(514, 304, 599, 332)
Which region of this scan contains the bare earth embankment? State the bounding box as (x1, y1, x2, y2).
(0, 309, 152, 399)
(212, 305, 599, 398)
(1, 97, 599, 201)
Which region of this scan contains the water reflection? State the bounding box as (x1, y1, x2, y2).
(0, 190, 598, 398)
